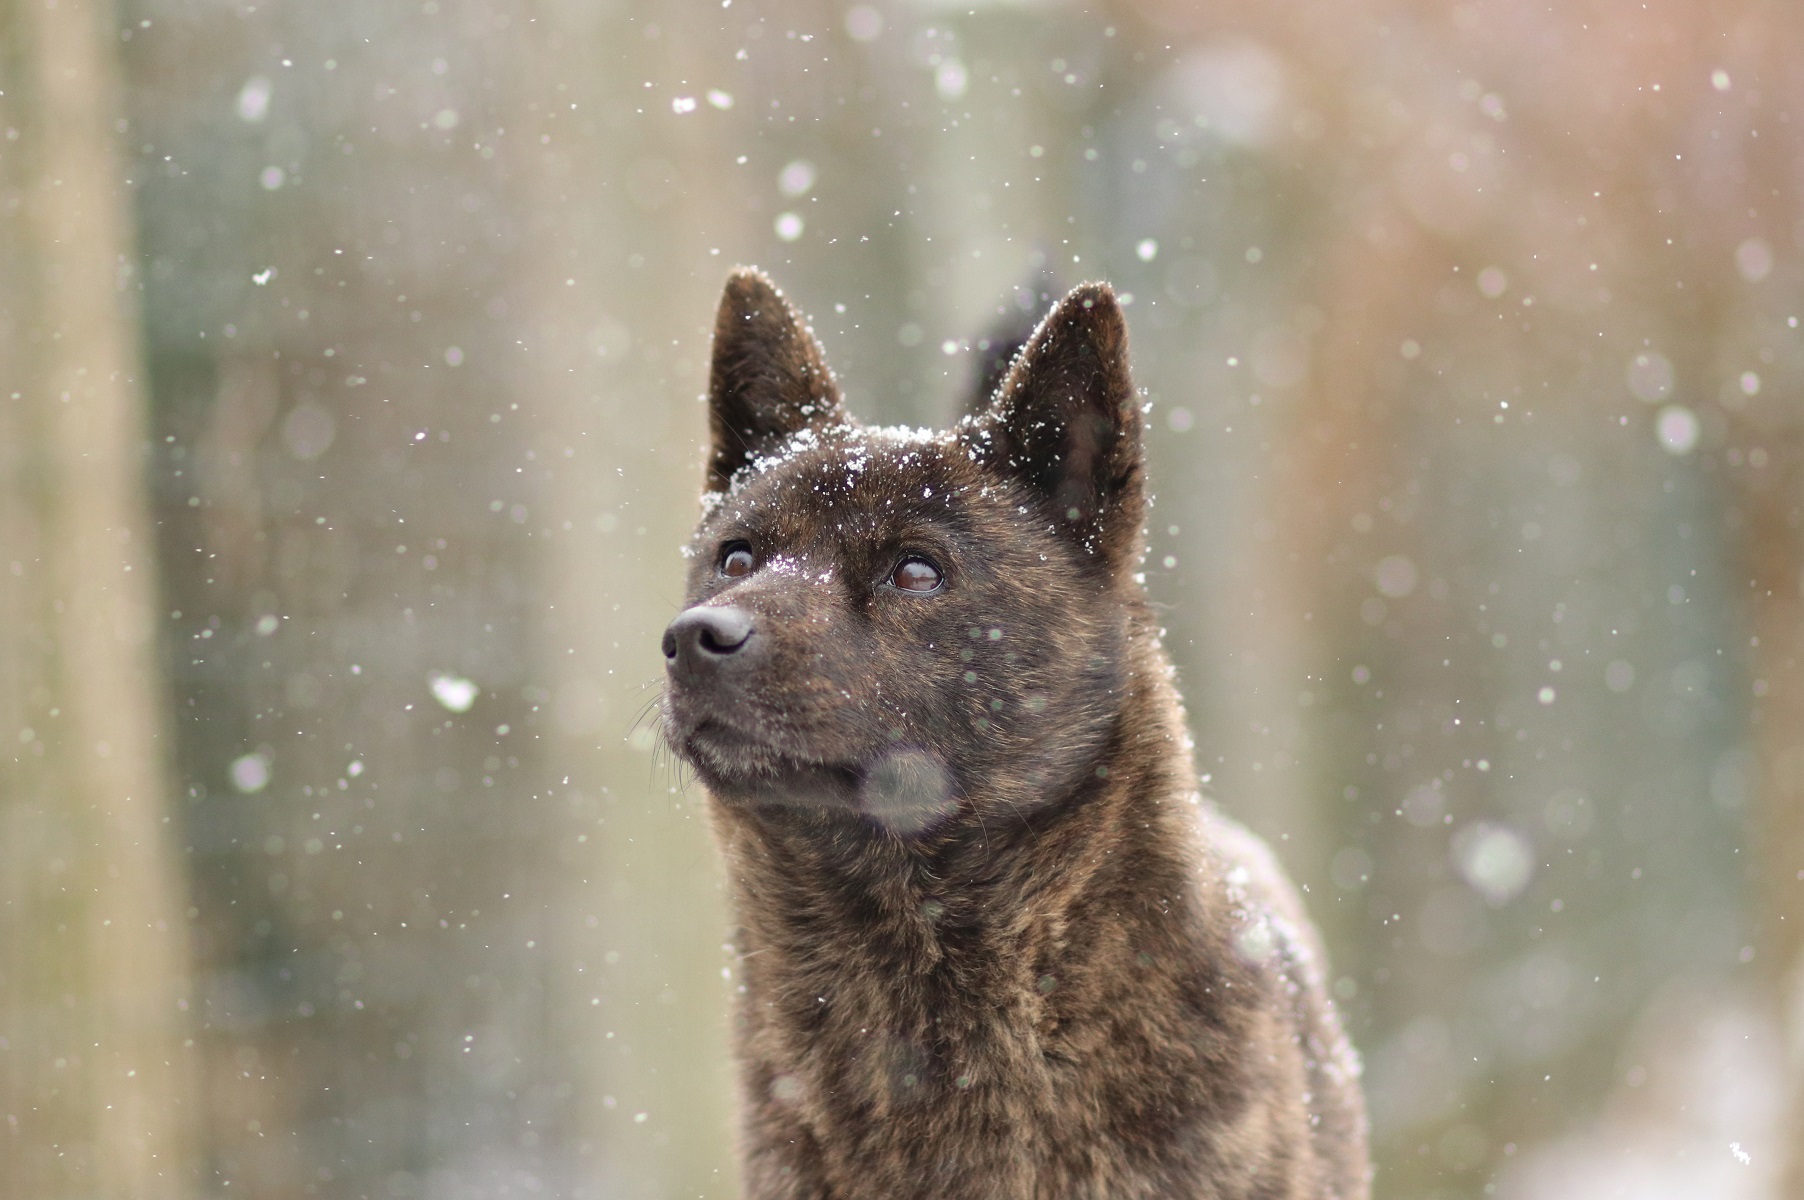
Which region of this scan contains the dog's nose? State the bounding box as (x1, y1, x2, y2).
(663, 605, 755, 670)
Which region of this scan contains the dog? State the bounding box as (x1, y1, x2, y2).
(660, 268, 1370, 1199)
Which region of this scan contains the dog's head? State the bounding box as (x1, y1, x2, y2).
(661, 268, 1149, 835)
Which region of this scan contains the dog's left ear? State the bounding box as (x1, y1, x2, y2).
(962, 282, 1144, 572)
(706, 268, 846, 493)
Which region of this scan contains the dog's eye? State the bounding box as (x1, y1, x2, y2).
(720, 544, 755, 578)
(891, 557, 943, 593)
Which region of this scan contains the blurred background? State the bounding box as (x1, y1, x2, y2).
(2, 0, 1801, 1196)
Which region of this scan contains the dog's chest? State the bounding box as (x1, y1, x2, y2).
(737, 899, 1216, 1186)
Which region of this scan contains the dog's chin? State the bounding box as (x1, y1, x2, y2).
(667, 714, 860, 806)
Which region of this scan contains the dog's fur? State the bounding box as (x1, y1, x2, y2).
(661, 269, 1369, 1199)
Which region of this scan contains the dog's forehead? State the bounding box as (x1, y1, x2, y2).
(704, 424, 985, 531)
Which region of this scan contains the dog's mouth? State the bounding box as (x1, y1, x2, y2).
(667, 702, 964, 834)
(667, 702, 964, 835)
(681, 716, 784, 770)
(665, 699, 853, 788)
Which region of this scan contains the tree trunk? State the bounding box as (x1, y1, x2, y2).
(1733, 428, 1804, 1197)
(0, 1, 196, 1196)
(505, 3, 739, 1192)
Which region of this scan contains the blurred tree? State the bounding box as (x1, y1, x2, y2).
(0, 0, 196, 1196)
(502, 2, 740, 1192)
(1737, 377, 1804, 1199)
(1702, 16, 1804, 1193)
(126, 2, 574, 1192)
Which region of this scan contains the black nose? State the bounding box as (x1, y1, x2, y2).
(663, 605, 755, 670)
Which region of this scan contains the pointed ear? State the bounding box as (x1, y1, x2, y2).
(962, 283, 1144, 569)
(707, 268, 846, 492)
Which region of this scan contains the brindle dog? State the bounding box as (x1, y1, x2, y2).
(661, 268, 1370, 1199)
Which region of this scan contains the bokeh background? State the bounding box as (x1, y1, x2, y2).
(3, 0, 1802, 1196)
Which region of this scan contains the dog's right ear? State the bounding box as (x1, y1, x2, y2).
(706, 268, 846, 493)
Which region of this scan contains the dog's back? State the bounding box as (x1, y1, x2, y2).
(662, 269, 1370, 1198)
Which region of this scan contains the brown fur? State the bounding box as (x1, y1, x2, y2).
(661, 268, 1370, 1199)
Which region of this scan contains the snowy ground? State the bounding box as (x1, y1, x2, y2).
(1499, 981, 1784, 1200)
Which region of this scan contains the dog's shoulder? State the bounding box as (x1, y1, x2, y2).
(1195, 801, 1372, 1196)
